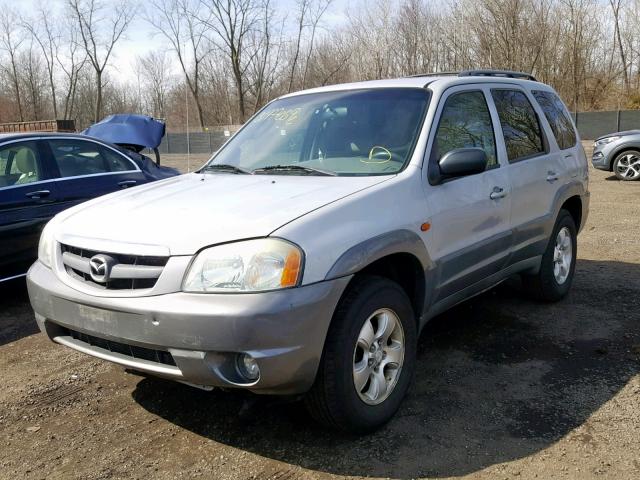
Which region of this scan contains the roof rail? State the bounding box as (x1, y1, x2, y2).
(406, 71, 460, 78)
(458, 69, 537, 82)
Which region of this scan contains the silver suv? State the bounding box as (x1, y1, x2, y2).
(27, 70, 589, 432)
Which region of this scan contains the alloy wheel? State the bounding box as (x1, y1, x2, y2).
(615, 153, 640, 180)
(352, 308, 405, 405)
(553, 226, 573, 285)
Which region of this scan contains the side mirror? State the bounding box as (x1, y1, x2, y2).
(438, 148, 488, 179)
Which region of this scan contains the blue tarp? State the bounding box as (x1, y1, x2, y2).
(82, 114, 165, 150)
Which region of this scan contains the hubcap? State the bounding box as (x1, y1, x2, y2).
(616, 153, 640, 179)
(553, 227, 573, 285)
(352, 308, 405, 405)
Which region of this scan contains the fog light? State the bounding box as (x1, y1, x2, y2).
(236, 353, 260, 381)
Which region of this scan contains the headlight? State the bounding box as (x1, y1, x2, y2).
(595, 136, 621, 146)
(183, 238, 303, 293)
(38, 221, 56, 268)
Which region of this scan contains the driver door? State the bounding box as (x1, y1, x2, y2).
(423, 86, 512, 303)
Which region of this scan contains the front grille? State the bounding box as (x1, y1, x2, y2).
(63, 327, 176, 366)
(60, 243, 168, 290)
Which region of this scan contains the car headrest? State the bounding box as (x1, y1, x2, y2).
(15, 148, 36, 174)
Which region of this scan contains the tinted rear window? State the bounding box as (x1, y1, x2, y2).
(532, 90, 577, 150)
(491, 89, 545, 162)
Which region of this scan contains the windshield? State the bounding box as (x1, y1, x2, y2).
(204, 88, 429, 176)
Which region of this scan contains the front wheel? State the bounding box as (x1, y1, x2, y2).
(613, 150, 640, 181)
(523, 209, 577, 301)
(305, 276, 417, 433)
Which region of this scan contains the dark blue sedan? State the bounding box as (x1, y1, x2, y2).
(0, 132, 179, 282)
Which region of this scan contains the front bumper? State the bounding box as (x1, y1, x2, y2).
(27, 261, 351, 394)
(591, 147, 609, 170)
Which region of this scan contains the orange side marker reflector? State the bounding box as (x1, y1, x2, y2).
(281, 249, 302, 287)
(420, 223, 431, 232)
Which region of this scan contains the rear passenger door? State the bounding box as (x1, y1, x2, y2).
(44, 138, 146, 210)
(0, 140, 60, 279)
(424, 86, 512, 302)
(490, 88, 563, 264)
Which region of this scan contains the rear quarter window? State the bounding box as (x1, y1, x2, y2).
(532, 90, 577, 150)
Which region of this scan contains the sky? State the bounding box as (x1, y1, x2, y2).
(7, 0, 351, 83)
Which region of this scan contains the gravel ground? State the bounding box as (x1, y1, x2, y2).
(0, 144, 639, 480)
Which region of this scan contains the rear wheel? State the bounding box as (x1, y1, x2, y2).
(523, 209, 577, 302)
(612, 150, 640, 181)
(305, 276, 417, 433)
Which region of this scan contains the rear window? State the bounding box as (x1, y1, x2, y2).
(491, 89, 545, 162)
(532, 90, 577, 150)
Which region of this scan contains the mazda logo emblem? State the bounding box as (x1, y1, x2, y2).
(89, 254, 116, 283)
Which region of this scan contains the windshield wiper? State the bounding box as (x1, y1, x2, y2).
(201, 163, 252, 174)
(252, 164, 337, 176)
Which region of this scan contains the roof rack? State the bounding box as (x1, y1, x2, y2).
(407, 69, 537, 82)
(458, 69, 537, 81)
(406, 71, 460, 78)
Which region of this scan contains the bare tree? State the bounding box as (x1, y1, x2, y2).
(610, 0, 630, 95)
(137, 50, 174, 118)
(21, 42, 48, 120)
(0, 10, 26, 121)
(301, 0, 332, 88)
(288, 0, 309, 92)
(68, 0, 134, 122)
(22, 8, 61, 118)
(57, 21, 88, 120)
(145, 0, 212, 130)
(200, 0, 261, 122)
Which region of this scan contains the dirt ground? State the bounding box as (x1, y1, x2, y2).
(1, 144, 639, 480)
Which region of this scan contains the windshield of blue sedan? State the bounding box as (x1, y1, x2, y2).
(205, 88, 429, 176)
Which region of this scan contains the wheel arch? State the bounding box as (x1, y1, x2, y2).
(560, 195, 583, 231)
(325, 230, 433, 326)
(608, 145, 640, 172)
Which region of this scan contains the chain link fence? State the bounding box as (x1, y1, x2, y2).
(155, 126, 242, 155)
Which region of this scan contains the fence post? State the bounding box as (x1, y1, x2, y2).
(617, 110, 621, 132)
(166, 134, 171, 154)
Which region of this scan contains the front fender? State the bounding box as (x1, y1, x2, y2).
(324, 229, 433, 280)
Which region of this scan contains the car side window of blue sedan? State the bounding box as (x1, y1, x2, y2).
(47, 139, 137, 178)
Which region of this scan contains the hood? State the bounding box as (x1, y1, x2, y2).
(82, 114, 165, 150)
(595, 129, 640, 141)
(55, 173, 391, 255)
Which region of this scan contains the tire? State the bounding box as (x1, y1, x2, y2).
(522, 209, 577, 302)
(305, 275, 417, 433)
(612, 150, 640, 181)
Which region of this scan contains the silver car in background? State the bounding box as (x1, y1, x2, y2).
(28, 70, 589, 433)
(592, 130, 640, 180)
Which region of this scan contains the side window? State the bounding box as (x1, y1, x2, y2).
(491, 89, 545, 162)
(532, 90, 577, 150)
(0, 141, 42, 188)
(48, 139, 135, 178)
(432, 91, 497, 169)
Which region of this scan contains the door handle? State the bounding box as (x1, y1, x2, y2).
(118, 180, 137, 188)
(546, 171, 559, 183)
(25, 190, 50, 199)
(490, 186, 507, 200)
